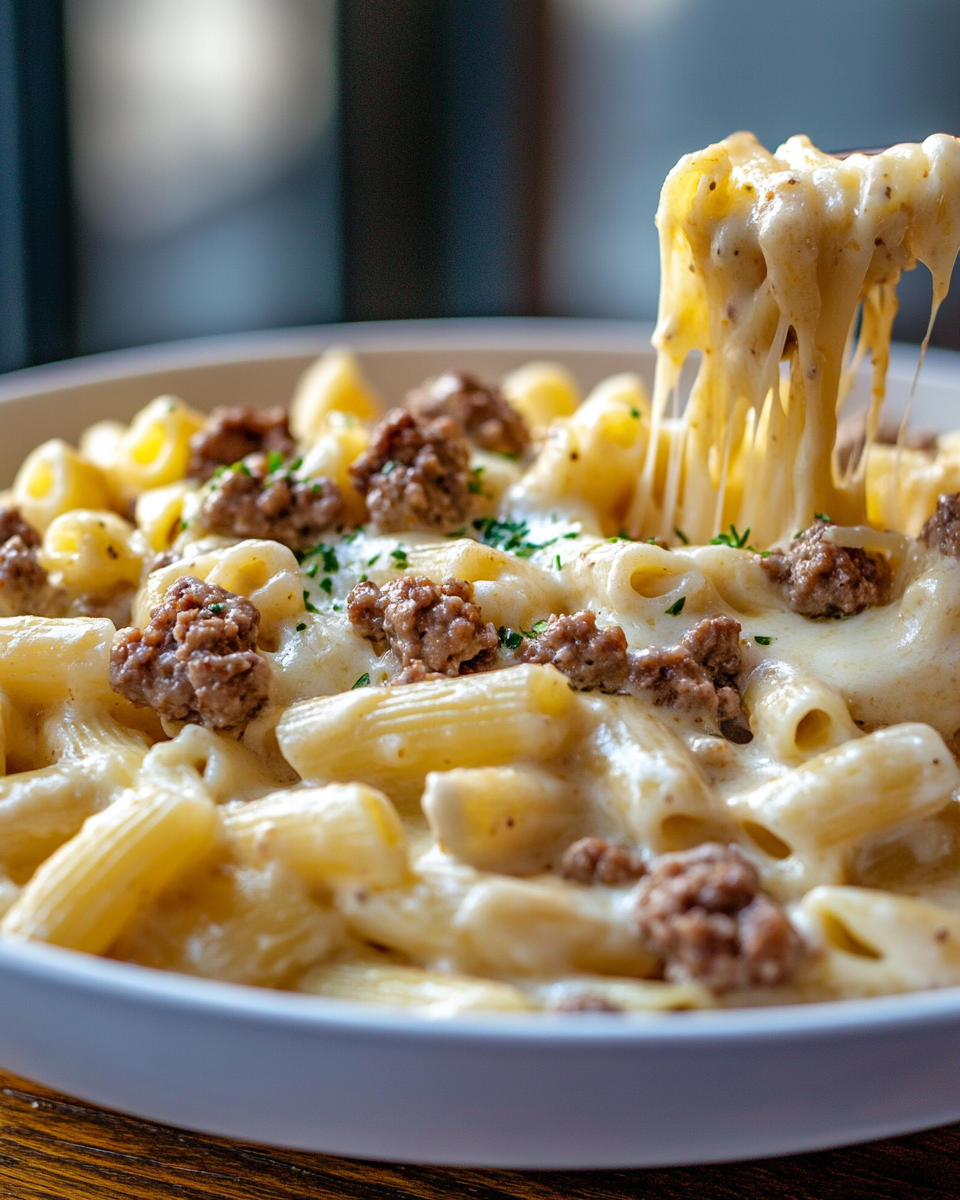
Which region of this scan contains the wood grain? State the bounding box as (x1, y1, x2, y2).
(0, 1068, 959, 1200)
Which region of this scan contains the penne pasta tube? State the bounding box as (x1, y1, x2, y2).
(299, 960, 534, 1013)
(276, 664, 576, 795)
(743, 661, 862, 764)
(1, 781, 217, 953)
(0, 617, 115, 704)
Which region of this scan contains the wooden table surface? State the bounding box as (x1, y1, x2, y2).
(1, 1069, 959, 1200)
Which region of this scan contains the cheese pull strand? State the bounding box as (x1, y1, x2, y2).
(631, 132, 960, 546)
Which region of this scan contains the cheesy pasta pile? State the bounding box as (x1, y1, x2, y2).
(1, 134, 960, 1015)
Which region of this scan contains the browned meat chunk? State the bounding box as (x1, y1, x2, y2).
(188, 406, 295, 481)
(516, 611, 628, 690)
(761, 519, 890, 617)
(0, 509, 50, 616)
(349, 410, 470, 533)
(920, 492, 960, 559)
(634, 843, 803, 992)
(0, 507, 40, 548)
(628, 616, 746, 734)
(561, 837, 646, 885)
(110, 576, 270, 731)
(0, 535, 51, 616)
(406, 371, 530, 457)
(198, 453, 343, 551)
(347, 574, 498, 679)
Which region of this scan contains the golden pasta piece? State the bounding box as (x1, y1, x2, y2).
(297, 411, 371, 525)
(113, 860, 343, 988)
(223, 783, 408, 890)
(143, 724, 280, 804)
(421, 766, 579, 875)
(134, 481, 192, 552)
(299, 960, 533, 1013)
(743, 661, 862, 765)
(40, 509, 145, 594)
(0, 616, 115, 704)
(111, 396, 207, 495)
(290, 347, 380, 443)
(12, 439, 112, 533)
(1, 781, 217, 954)
(500, 361, 580, 433)
(276, 664, 575, 793)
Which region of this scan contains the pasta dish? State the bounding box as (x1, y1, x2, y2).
(2, 132, 960, 1015)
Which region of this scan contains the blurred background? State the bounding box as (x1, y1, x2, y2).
(1, 0, 959, 372)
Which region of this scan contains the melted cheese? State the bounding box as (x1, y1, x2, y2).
(631, 132, 960, 545)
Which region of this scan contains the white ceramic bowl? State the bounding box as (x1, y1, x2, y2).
(1, 318, 959, 1169)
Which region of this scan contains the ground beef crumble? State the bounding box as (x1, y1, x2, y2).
(629, 615, 748, 735)
(0, 508, 51, 616)
(517, 611, 628, 690)
(197, 453, 343, 551)
(634, 842, 803, 992)
(109, 576, 270, 731)
(348, 409, 471, 533)
(561, 837, 646, 885)
(347, 574, 498, 680)
(920, 492, 960, 559)
(406, 371, 530, 458)
(187, 406, 295, 481)
(760, 519, 890, 617)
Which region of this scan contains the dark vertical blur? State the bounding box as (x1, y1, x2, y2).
(0, 0, 73, 371)
(339, 0, 545, 322)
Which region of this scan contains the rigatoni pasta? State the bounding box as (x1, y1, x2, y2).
(3, 131, 960, 1013)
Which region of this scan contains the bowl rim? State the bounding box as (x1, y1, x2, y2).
(2, 315, 960, 1048)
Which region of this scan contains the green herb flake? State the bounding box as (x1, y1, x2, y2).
(289, 456, 303, 473)
(305, 562, 319, 577)
(380, 460, 397, 476)
(563, 531, 579, 539)
(754, 635, 774, 645)
(319, 577, 333, 594)
(467, 466, 487, 495)
(710, 524, 752, 550)
(321, 546, 339, 573)
(498, 626, 524, 651)
(445, 526, 466, 538)
(673, 527, 690, 544)
(266, 450, 285, 474)
(532, 619, 548, 634)
(295, 622, 307, 632)
(208, 602, 224, 614)
(630, 407, 640, 418)
(333, 602, 343, 612)
(237, 461, 252, 477)
(814, 512, 832, 523)
(358, 573, 368, 583)
(342, 525, 365, 543)
(352, 672, 371, 689)
(302, 590, 318, 614)
(390, 547, 409, 568)
(555, 554, 562, 571)
(367, 553, 381, 567)
(665, 596, 686, 616)
(180, 519, 188, 531)
(167, 402, 177, 412)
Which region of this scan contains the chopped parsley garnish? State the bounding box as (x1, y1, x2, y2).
(446, 526, 466, 538)
(673, 527, 690, 544)
(467, 466, 487, 495)
(333, 602, 343, 612)
(710, 524, 752, 549)
(555, 554, 562, 570)
(180, 519, 188, 531)
(266, 450, 285, 474)
(647, 537, 661, 545)
(208, 602, 224, 614)
(296, 622, 307, 632)
(665, 596, 686, 616)
(630, 407, 640, 418)
(352, 672, 370, 689)
(380, 460, 397, 475)
(814, 512, 832, 523)
(305, 561, 319, 577)
(472, 516, 560, 558)
(754, 635, 773, 645)
(319, 577, 333, 594)
(532, 619, 548, 633)
(341, 526, 365, 543)
(498, 626, 524, 650)
(609, 536, 624, 543)
(302, 590, 318, 614)
(563, 530, 579, 539)
(390, 546, 409, 568)
(237, 461, 253, 477)
(358, 573, 368, 583)
(320, 546, 339, 573)
(367, 553, 381, 567)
